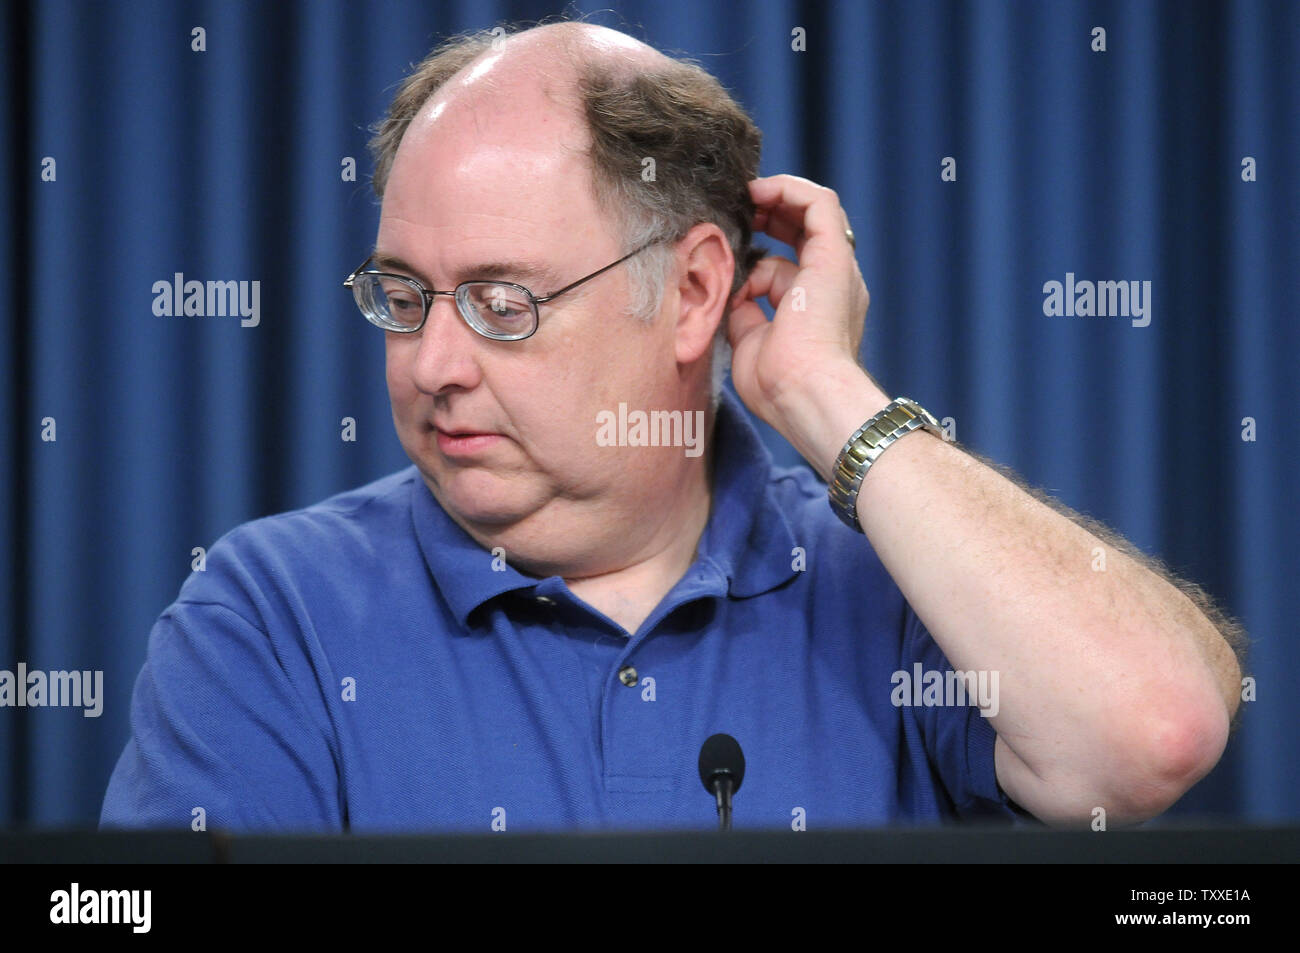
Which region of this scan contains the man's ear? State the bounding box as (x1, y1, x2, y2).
(673, 222, 734, 366)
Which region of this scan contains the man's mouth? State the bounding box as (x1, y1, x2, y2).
(433, 426, 502, 456)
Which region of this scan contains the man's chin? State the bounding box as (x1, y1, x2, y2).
(421, 469, 539, 529)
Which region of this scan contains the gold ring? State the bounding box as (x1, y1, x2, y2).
(845, 226, 856, 249)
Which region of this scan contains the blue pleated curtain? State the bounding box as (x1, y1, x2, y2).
(2, 0, 1297, 827)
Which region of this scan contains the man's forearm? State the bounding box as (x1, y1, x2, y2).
(782, 363, 1242, 823)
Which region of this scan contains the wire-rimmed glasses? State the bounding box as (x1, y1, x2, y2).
(343, 240, 660, 341)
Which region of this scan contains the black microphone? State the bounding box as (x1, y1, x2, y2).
(698, 733, 745, 831)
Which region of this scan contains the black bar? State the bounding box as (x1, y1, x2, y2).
(1, 825, 1297, 864)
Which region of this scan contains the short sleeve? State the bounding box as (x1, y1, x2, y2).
(901, 602, 1041, 825)
(100, 599, 344, 833)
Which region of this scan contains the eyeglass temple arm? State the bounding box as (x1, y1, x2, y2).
(532, 241, 657, 303)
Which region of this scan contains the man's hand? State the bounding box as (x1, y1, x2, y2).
(727, 175, 890, 479)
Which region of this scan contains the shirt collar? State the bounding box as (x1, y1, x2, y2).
(410, 387, 801, 629)
(695, 387, 802, 599)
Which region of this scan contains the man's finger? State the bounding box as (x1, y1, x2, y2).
(749, 175, 848, 259)
(726, 299, 768, 351)
(732, 255, 799, 312)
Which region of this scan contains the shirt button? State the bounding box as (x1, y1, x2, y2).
(535, 596, 555, 606)
(618, 665, 638, 687)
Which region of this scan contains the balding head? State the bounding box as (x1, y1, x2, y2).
(371, 21, 763, 324)
(373, 23, 670, 199)
(463, 21, 672, 88)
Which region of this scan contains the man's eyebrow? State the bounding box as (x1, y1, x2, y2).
(369, 252, 560, 289)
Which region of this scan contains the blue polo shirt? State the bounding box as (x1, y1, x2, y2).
(101, 390, 1034, 833)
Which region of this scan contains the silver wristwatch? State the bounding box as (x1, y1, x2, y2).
(828, 397, 942, 532)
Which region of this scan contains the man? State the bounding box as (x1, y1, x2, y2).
(102, 22, 1245, 833)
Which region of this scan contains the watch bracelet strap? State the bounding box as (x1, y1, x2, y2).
(827, 397, 941, 532)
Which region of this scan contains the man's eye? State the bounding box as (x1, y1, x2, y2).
(385, 291, 421, 312)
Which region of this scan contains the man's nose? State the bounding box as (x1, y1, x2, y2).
(409, 296, 485, 394)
